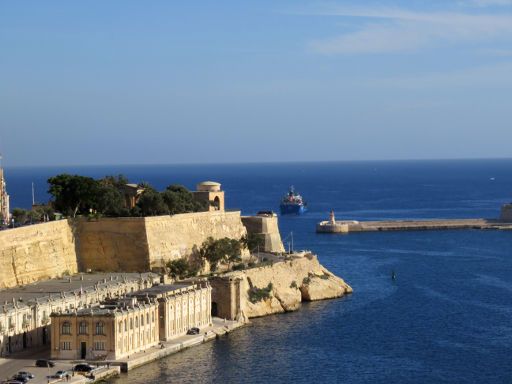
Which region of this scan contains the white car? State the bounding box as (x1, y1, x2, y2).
(53, 370, 69, 379)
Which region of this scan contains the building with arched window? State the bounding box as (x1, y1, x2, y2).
(50, 280, 212, 360)
(192, 181, 225, 212)
(50, 297, 159, 360)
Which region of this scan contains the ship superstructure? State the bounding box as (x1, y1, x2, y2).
(279, 186, 307, 215)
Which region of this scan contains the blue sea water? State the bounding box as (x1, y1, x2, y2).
(4, 159, 512, 383)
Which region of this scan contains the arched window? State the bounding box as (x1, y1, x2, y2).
(135, 317, 138, 327)
(130, 319, 133, 330)
(95, 321, 104, 335)
(61, 321, 71, 335)
(78, 321, 87, 335)
(152, 312, 155, 323)
(118, 321, 122, 331)
(146, 313, 149, 324)
(124, 319, 127, 332)
(140, 315, 144, 326)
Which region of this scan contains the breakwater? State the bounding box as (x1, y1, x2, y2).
(342, 218, 512, 232)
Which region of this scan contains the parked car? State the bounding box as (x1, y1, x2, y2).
(10, 376, 28, 384)
(186, 327, 200, 335)
(16, 372, 34, 380)
(53, 371, 69, 379)
(35, 359, 55, 368)
(73, 364, 95, 374)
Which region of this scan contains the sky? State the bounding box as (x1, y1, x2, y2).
(1, 0, 511, 167)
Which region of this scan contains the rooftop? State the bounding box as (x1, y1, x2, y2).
(0, 272, 158, 308)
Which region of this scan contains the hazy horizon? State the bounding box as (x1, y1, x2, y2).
(2, 156, 512, 170)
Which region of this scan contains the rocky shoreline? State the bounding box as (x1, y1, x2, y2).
(219, 253, 352, 319)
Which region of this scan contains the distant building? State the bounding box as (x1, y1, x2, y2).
(119, 184, 145, 209)
(193, 181, 225, 211)
(50, 297, 160, 360)
(0, 167, 10, 225)
(49, 280, 212, 360)
(129, 281, 212, 341)
(0, 273, 159, 356)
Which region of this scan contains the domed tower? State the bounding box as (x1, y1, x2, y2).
(193, 181, 225, 211)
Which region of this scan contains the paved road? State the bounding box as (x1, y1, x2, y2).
(0, 348, 86, 384)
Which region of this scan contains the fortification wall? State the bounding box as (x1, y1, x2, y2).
(76, 218, 150, 272)
(0, 211, 252, 285)
(241, 215, 285, 253)
(145, 211, 248, 268)
(0, 220, 78, 289)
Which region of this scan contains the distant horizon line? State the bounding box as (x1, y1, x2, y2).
(3, 156, 512, 169)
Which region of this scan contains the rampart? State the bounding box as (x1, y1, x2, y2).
(241, 215, 285, 253)
(0, 220, 78, 289)
(77, 211, 248, 272)
(0, 210, 282, 287)
(77, 217, 149, 272)
(144, 211, 248, 268)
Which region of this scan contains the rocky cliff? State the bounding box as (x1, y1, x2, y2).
(220, 254, 352, 319)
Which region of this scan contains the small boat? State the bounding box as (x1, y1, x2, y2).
(280, 186, 307, 215)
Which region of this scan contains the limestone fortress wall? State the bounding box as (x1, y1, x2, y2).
(144, 211, 249, 268)
(0, 211, 282, 288)
(77, 211, 249, 272)
(0, 220, 78, 289)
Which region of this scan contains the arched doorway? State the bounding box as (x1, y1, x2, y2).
(211, 302, 218, 317)
(213, 197, 220, 210)
(23, 332, 27, 349)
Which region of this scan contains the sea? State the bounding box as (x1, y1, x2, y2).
(4, 159, 512, 383)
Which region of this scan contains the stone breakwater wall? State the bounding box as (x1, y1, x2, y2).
(0, 220, 78, 289)
(213, 254, 352, 319)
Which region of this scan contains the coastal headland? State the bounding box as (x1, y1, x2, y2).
(0, 207, 351, 382)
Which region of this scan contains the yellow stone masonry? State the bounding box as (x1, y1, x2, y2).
(0, 220, 78, 289)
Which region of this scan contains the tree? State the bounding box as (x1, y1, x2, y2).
(12, 208, 28, 225)
(199, 237, 242, 271)
(161, 184, 206, 214)
(48, 174, 100, 217)
(133, 188, 169, 217)
(241, 233, 265, 252)
(97, 176, 130, 217)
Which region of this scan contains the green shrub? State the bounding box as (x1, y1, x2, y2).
(199, 237, 242, 271)
(290, 281, 298, 289)
(302, 276, 311, 285)
(232, 263, 246, 271)
(248, 283, 273, 303)
(166, 258, 198, 279)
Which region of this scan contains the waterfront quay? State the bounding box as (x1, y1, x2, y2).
(344, 218, 512, 232)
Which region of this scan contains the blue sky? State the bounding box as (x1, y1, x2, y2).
(1, 0, 511, 166)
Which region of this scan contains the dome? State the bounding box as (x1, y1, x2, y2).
(197, 181, 221, 192)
